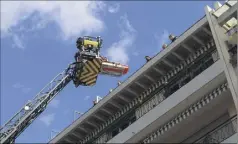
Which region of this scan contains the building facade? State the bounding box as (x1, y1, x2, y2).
(50, 1, 237, 143)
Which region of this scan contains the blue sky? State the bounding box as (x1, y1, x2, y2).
(1, 1, 216, 143)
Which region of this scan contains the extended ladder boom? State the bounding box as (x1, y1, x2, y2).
(0, 67, 74, 144)
(0, 36, 130, 143)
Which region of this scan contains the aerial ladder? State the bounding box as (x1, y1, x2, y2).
(0, 36, 129, 144)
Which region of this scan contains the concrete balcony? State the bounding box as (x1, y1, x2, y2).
(142, 82, 233, 143)
(193, 116, 237, 143)
(82, 42, 216, 143)
(81, 39, 217, 143)
(212, 0, 237, 26)
(221, 132, 238, 143)
(107, 59, 226, 143)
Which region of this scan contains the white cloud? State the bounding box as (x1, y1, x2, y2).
(12, 82, 24, 89)
(106, 14, 136, 64)
(12, 82, 31, 93)
(154, 30, 170, 51)
(0, 1, 106, 40)
(39, 113, 55, 127)
(84, 95, 91, 101)
(108, 3, 120, 13)
(49, 99, 60, 108)
(11, 33, 25, 50)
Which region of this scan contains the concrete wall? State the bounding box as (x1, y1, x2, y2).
(107, 60, 225, 143)
(205, 3, 238, 119)
(221, 132, 238, 143)
(182, 113, 230, 143)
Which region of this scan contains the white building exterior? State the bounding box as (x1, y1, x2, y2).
(50, 1, 237, 143)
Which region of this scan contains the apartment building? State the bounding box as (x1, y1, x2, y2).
(50, 1, 237, 143)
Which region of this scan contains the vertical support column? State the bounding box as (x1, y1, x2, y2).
(228, 102, 237, 117)
(205, 5, 238, 131)
(228, 101, 237, 133)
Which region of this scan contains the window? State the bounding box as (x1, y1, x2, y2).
(204, 56, 214, 68)
(130, 116, 136, 123)
(170, 84, 179, 94)
(180, 75, 191, 87)
(193, 65, 203, 77)
(111, 128, 119, 137)
(120, 122, 129, 131)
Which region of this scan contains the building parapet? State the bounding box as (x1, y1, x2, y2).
(142, 82, 229, 143)
(84, 40, 218, 143)
(194, 115, 237, 143)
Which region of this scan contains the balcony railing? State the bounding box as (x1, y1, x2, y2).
(83, 40, 217, 143)
(142, 82, 229, 144)
(194, 116, 237, 143)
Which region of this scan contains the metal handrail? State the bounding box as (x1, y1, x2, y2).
(194, 115, 237, 143)
(89, 45, 217, 143)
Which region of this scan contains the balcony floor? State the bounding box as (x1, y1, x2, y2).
(152, 90, 234, 143)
